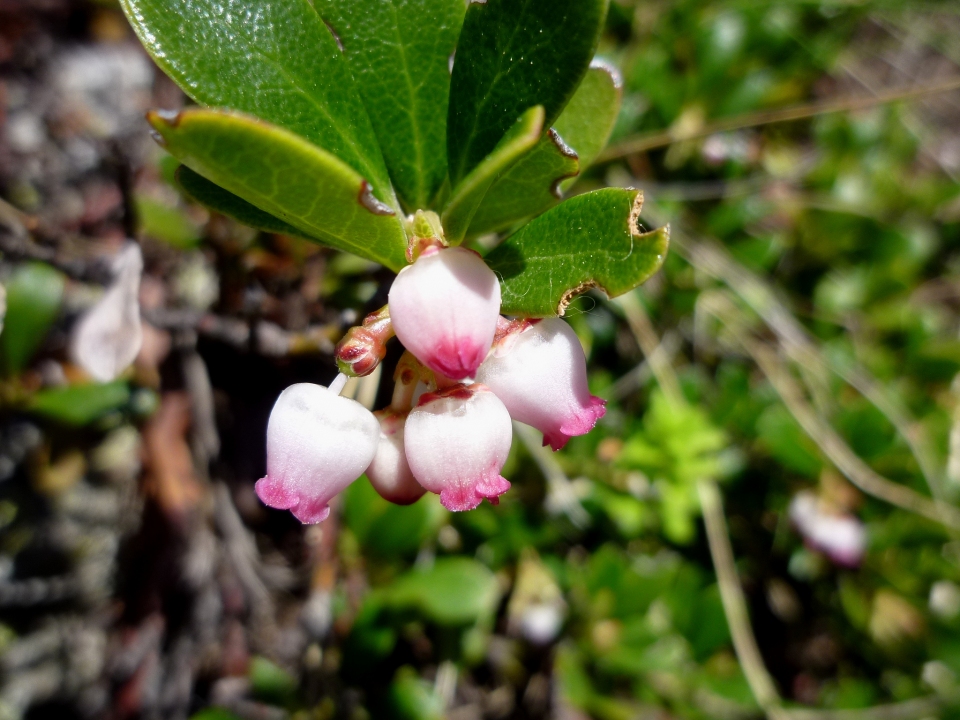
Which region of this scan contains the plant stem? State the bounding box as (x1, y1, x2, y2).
(698, 478, 787, 719)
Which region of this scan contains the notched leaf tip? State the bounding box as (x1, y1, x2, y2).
(148, 108, 182, 127)
(629, 190, 645, 237)
(558, 281, 601, 317)
(589, 59, 624, 90)
(546, 129, 580, 199)
(358, 181, 395, 217)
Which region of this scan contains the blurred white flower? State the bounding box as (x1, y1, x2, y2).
(789, 491, 866, 567)
(70, 242, 143, 382)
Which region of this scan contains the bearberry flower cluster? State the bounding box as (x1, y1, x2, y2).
(257, 241, 605, 523)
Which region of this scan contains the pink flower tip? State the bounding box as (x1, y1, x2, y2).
(404, 384, 513, 511)
(543, 396, 607, 451)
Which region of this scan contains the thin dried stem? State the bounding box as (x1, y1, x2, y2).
(612, 292, 684, 405)
(701, 291, 960, 530)
(598, 77, 960, 162)
(697, 479, 786, 719)
(611, 293, 785, 718)
(653, 211, 946, 511)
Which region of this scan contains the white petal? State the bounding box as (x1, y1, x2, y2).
(477, 319, 605, 450)
(70, 242, 143, 382)
(389, 247, 500, 380)
(257, 383, 379, 524)
(404, 385, 512, 511)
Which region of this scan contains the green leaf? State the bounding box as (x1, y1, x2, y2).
(317, 0, 465, 211)
(149, 109, 409, 271)
(0, 262, 64, 375)
(134, 193, 203, 249)
(249, 656, 297, 705)
(120, 0, 396, 204)
(175, 166, 306, 238)
(389, 666, 445, 720)
(189, 711, 242, 720)
(553, 61, 623, 190)
(384, 557, 500, 626)
(467, 62, 622, 235)
(485, 188, 669, 316)
(467, 128, 579, 236)
(343, 476, 445, 559)
(441, 106, 544, 244)
(29, 382, 131, 426)
(447, 0, 609, 185)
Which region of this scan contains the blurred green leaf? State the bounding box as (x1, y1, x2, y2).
(149, 109, 408, 271)
(29, 382, 130, 426)
(343, 476, 445, 559)
(248, 656, 297, 705)
(389, 666, 445, 720)
(317, 0, 465, 211)
(486, 188, 668, 317)
(616, 390, 728, 544)
(447, 0, 608, 184)
(383, 557, 500, 626)
(756, 405, 822, 477)
(120, 0, 396, 202)
(0, 262, 64, 375)
(134, 193, 203, 249)
(189, 710, 242, 720)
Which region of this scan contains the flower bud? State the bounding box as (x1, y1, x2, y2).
(335, 305, 394, 377)
(404, 384, 512, 511)
(367, 409, 425, 505)
(256, 383, 379, 524)
(335, 326, 387, 377)
(388, 247, 500, 380)
(476, 318, 605, 450)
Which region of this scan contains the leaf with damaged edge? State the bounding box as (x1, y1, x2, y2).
(467, 128, 579, 236)
(150, 109, 409, 272)
(119, 0, 396, 205)
(485, 188, 669, 317)
(554, 61, 623, 192)
(317, 0, 465, 211)
(447, 0, 609, 185)
(441, 106, 544, 244)
(175, 166, 306, 238)
(467, 62, 623, 235)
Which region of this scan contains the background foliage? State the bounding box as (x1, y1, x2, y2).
(1, 1, 960, 719)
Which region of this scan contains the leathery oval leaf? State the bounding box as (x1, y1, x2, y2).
(120, 0, 396, 205)
(440, 106, 544, 245)
(466, 128, 579, 236)
(317, 0, 465, 212)
(150, 109, 408, 271)
(447, 0, 609, 185)
(485, 188, 669, 317)
(175, 166, 307, 238)
(554, 61, 623, 192)
(467, 61, 623, 235)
